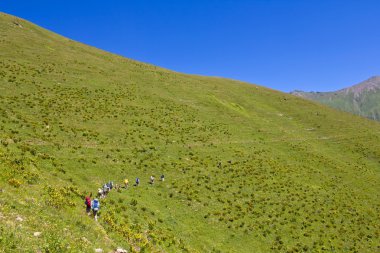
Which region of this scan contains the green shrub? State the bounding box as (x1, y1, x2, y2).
(8, 178, 22, 188)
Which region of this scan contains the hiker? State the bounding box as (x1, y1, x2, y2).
(160, 174, 165, 181)
(150, 175, 155, 184)
(124, 178, 129, 188)
(97, 188, 104, 199)
(107, 181, 114, 190)
(103, 183, 109, 196)
(135, 177, 140, 186)
(84, 193, 92, 215)
(91, 198, 100, 221)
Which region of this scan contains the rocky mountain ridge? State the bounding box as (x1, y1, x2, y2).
(291, 76, 380, 121)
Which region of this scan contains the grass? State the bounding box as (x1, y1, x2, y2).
(0, 12, 380, 252)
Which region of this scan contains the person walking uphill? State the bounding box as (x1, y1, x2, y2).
(103, 183, 109, 196)
(124, 178, 129, 189)
(150, 175, 155, 184)
(91, 198, 100, 221)
(85, 193, 92, 216)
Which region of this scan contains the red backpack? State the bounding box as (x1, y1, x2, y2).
(85, 197, 91, 207)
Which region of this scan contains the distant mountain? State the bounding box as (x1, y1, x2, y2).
(291, 76, 380, 121)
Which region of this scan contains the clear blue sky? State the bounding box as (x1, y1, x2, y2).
(1, 0, 380, 92)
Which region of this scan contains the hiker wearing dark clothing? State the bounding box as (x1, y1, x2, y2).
(135, 177, 140, 186)
(91, 198, 100, 221)
(107, 181, 113, 190)
(85, 194, 92, 215)
(103, 184, 109, 196)
(160, 174, 165, 181)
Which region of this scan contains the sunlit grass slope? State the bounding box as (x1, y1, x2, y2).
(0, 12, 379, 252)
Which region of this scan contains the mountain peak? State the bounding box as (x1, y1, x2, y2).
(291, 76, 380, 121)
(340, 76, 380, 95)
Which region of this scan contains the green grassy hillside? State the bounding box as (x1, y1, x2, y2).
(291, 76, 380, 121)
(0, 12, 379, 253)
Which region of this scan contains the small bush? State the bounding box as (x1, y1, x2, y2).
(8, 178, 22, 188)
(130, 199, 138, 206)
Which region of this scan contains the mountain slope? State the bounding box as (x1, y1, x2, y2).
(0, 12, 380, 252)
(291, 76, 380, 121)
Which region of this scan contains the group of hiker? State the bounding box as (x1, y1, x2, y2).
(84, 174, 165, 221)
(85, 193, 100, 221)
(98, 181, 114, 199)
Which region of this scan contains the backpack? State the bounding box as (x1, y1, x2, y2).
(92, 200, 99, 210)
(85, 197, 91, 207)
